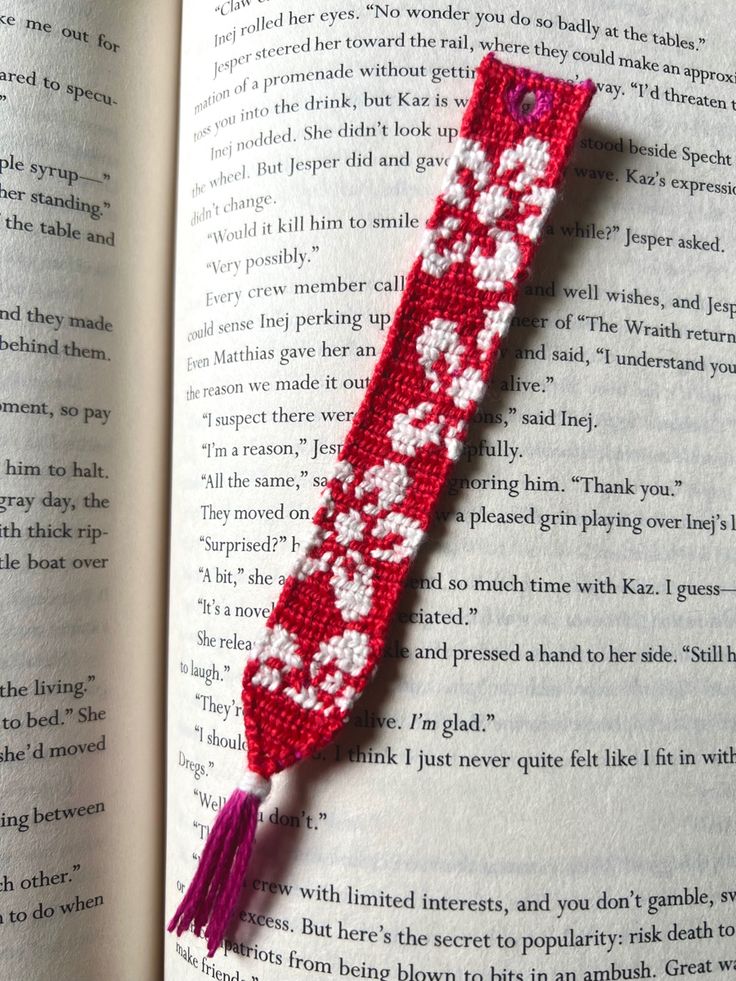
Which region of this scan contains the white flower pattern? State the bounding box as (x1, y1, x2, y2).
(298, 460, 423, 623)
(246, 129, 555, 720)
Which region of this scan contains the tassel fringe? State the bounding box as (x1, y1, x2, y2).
(168, 780, 266, 957)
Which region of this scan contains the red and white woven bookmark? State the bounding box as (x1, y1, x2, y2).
(170, 55, 594, 956)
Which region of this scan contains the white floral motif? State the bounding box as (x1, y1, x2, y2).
(294, 525, 332, 580)
(420, 217, 471, 279)
(298, 459, 423, 623)
(421, 134, 553, 292)
(470, 230, 521, 293)
(497, 136, 550, 190)
(390, 133, 554, 463)
(416, 318, 465, 393)
(447, 366, 484, 410)
(443, 421, 466, 462)
(371, 512, 424, 562)
(390, 319, 486, 459)
(250, 624, 303, 693)
(517, 184, 555, 241)
(477, 303, 514, 360)
(251, 625, 370, 717)
(307, 630, 371, 716)
(355, 461, 411, 515)
(335, 509, 364, 546)
(388, 401, 444, 457)
(331, 552, 373, 621)
(294, 460, 355, 581)
(441, 137, 491, 207)
(247, 132, 558, 722)
(473, 184, 510, 225)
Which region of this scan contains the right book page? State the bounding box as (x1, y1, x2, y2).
(166, 0, 736, 977)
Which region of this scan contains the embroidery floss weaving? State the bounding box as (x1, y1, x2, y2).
(169, 54, 594, 957)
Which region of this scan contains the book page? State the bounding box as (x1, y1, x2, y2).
(0, 2, 179, 979)
(167, 1, 736, 978)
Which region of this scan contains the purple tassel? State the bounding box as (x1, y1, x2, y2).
(169, 773, 270, 957)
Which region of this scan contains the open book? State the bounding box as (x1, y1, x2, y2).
(1, 1, 735, 978)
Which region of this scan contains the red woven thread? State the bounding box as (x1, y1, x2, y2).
(171, 55, 594, 959)
(242, 57, 593, 778)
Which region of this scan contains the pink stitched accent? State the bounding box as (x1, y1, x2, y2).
(504, 81, 554, 123)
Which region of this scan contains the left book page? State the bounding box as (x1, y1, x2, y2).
(0, 3, 180, 979)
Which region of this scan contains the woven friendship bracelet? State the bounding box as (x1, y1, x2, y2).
(170, 54, 594, 957)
